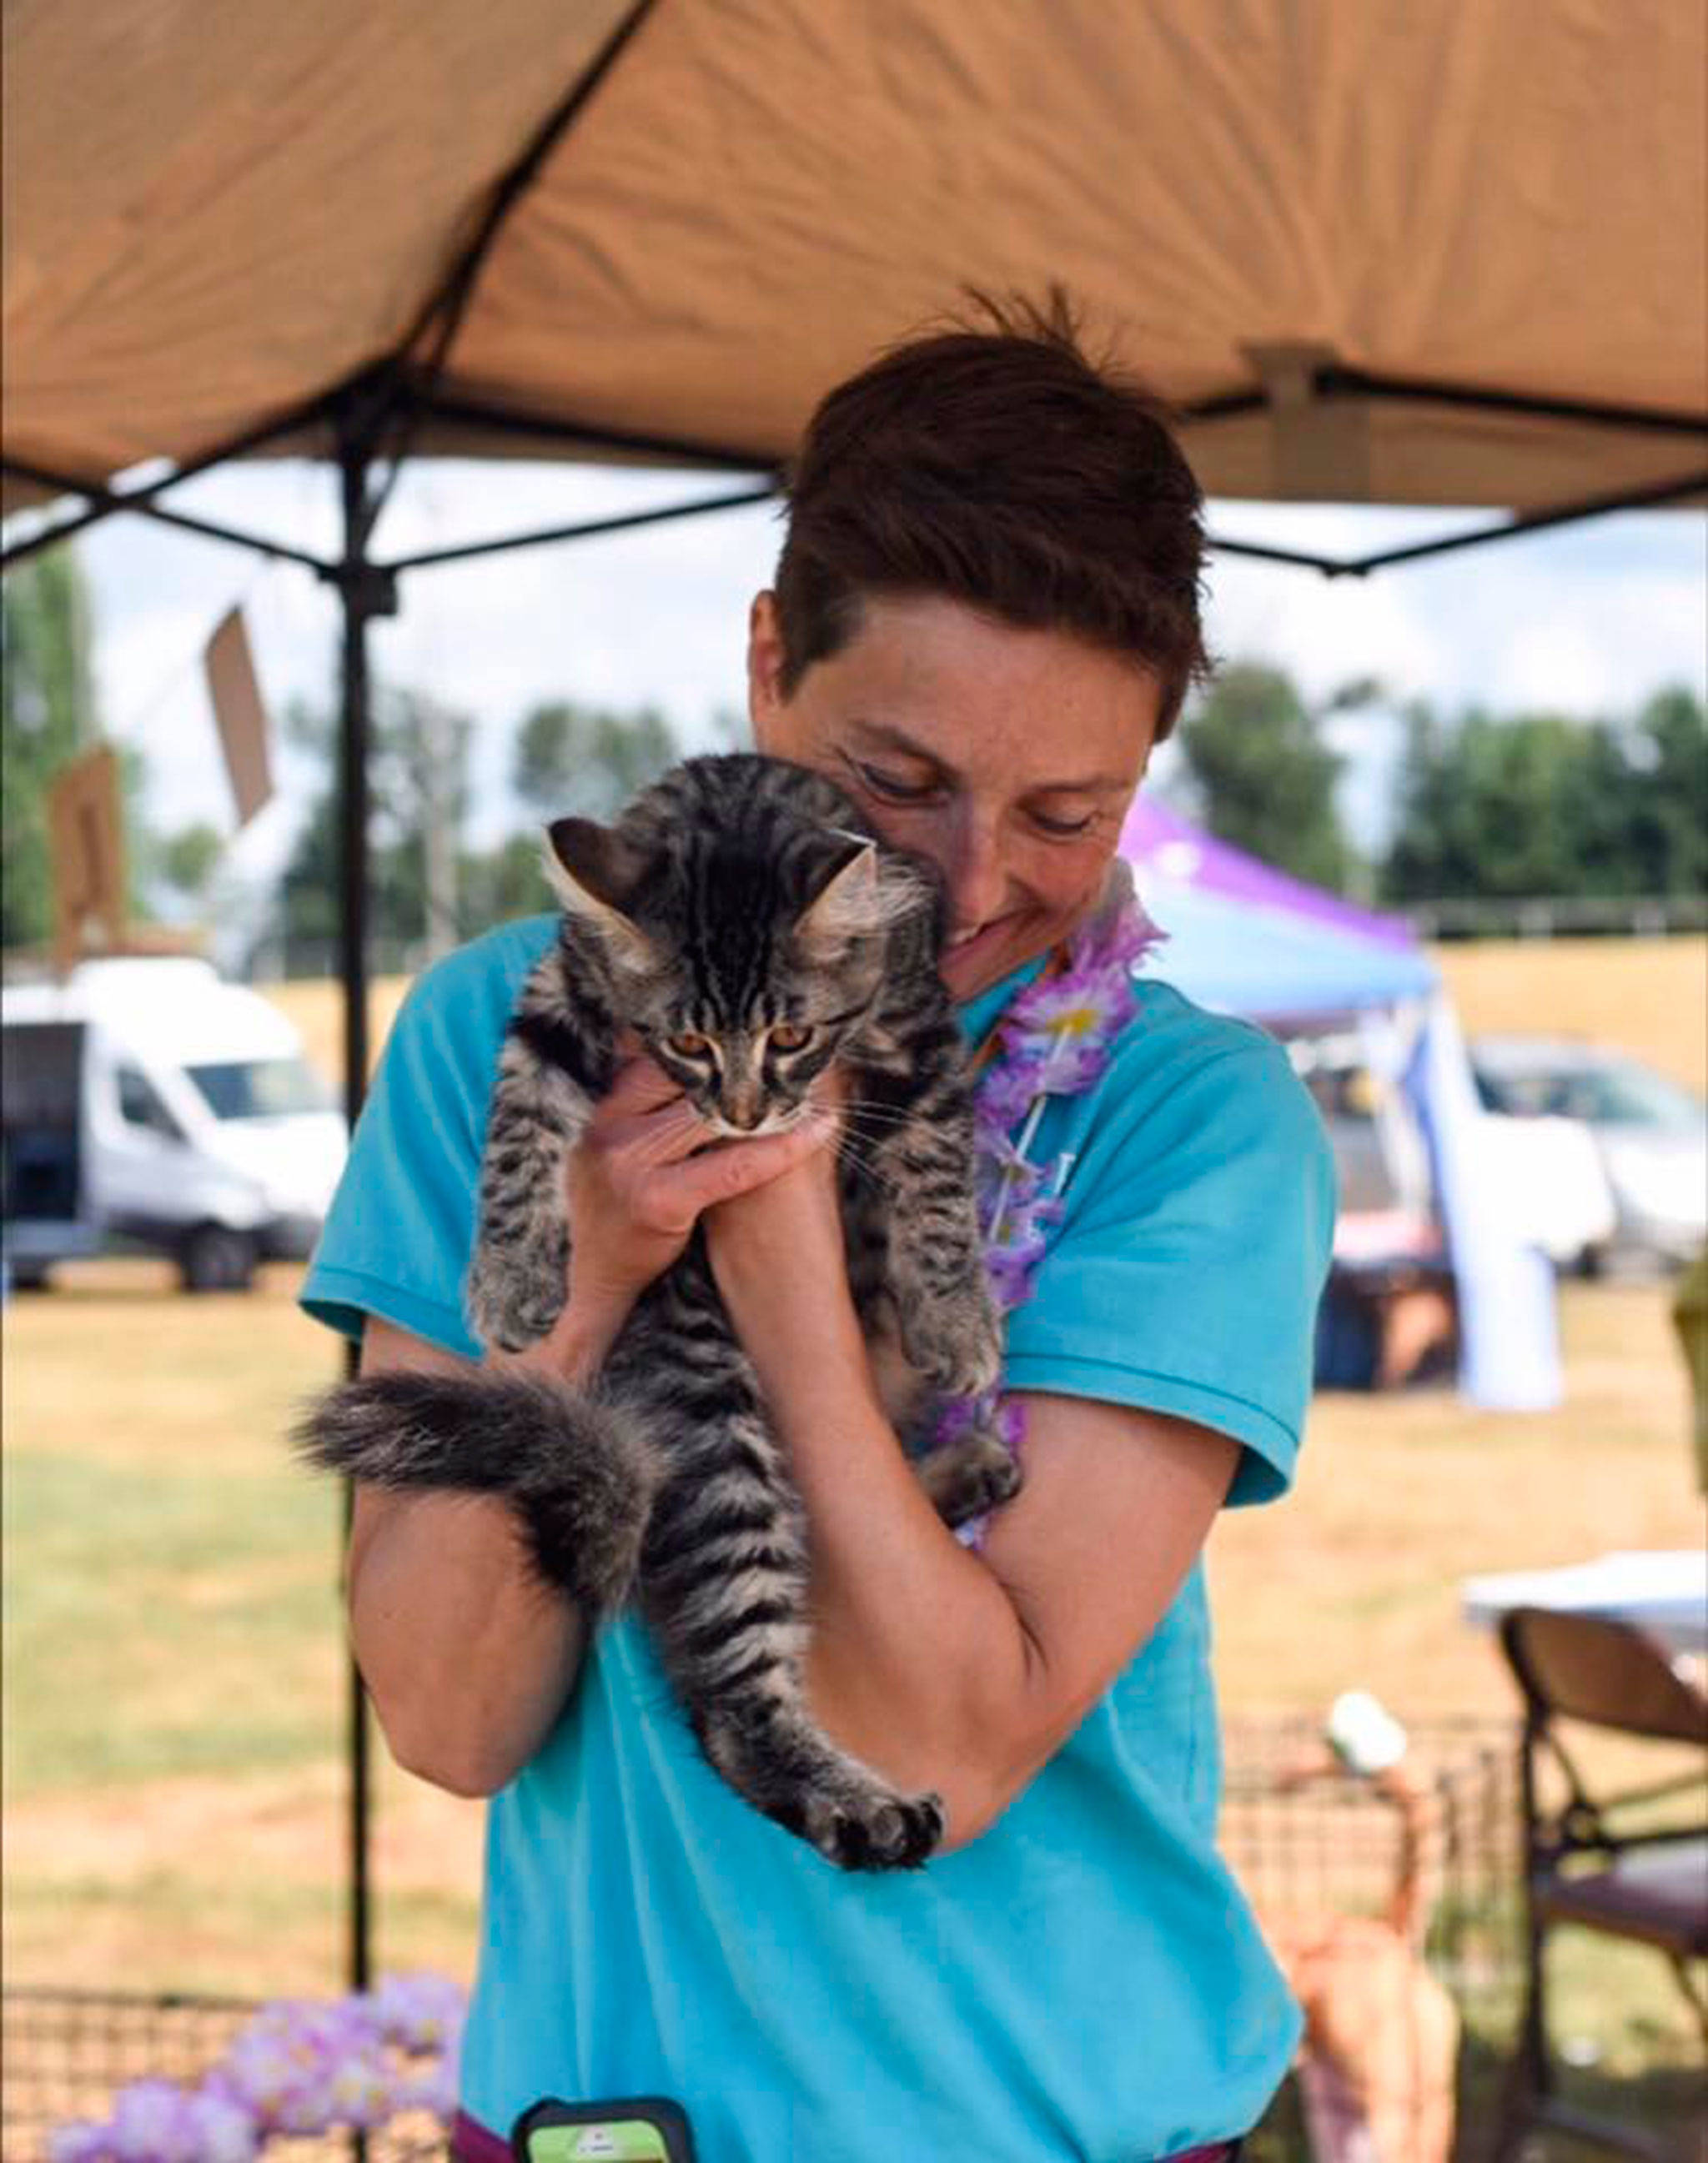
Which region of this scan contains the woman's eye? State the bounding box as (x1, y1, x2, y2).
(1030, 806, 1098, 838)
(769, 1023, 813, 1052)
(854, 760, 935, 803)
(668, 1031, 714, 1058)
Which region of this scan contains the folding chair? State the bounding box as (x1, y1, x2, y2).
(1493, 1605, 1708, 2161)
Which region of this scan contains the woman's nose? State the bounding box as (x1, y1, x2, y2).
(942, 805, 1008, 931)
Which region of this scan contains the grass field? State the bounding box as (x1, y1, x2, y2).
(1432, 937, 1708, 1094)
(3, 1264, 1703, 2150)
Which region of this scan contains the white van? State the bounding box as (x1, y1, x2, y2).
(2, 958, 347, 1292)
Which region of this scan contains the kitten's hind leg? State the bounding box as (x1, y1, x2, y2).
(296, 1369, 659, 1611)
(639, 1414, 946, 1871)
(696, 1689, 946, 1872)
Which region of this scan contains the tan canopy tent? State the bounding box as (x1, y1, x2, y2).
(5, 0, 1705, 536)
(5, 0, 1705, 1999)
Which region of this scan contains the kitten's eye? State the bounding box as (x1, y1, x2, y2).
(667, 1031, 714, 1059)
(768, 1022, 813, 1052)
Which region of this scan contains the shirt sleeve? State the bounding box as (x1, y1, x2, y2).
(298, 930, 540, 1359)
(1002, 1021, 1336, 1506)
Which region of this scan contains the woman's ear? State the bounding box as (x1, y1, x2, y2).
(746, 590, 787, 744)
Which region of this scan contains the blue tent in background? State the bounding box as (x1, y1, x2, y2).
(1119, 798, 1561, 1411)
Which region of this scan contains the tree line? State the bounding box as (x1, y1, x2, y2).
(1171, 662, 1703, 911)
(3, 546, 1702, 968)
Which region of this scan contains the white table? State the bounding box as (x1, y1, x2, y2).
(1462, 1548, 1707, 1654)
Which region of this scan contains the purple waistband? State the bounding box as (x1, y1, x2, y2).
(454, 2106, 1239, 2162)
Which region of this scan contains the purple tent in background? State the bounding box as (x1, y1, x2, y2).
(1121, 795, 1418, 948)
(1116, 795, 1562, 1412)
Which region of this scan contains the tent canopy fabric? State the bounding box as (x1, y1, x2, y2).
(5, 0, 1705, 520)
(1120, 795, 1439, 1023)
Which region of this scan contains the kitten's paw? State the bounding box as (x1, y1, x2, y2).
(805, 1787, 946, 1873)
(917, 1429, 1024, 1528)
(469, 1252, 568, 1353)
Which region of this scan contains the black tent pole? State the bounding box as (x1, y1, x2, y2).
(328, 409, 399, 2002)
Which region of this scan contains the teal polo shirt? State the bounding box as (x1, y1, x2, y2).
(302, 913, 1335, 2160)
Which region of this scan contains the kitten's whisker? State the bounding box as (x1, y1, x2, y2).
(831, 1137, 902, 1199)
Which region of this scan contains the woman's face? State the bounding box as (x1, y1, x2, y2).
(748, 590, 1161, 1000)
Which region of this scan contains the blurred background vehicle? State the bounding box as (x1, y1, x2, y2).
(2, 958, 347, 1293)
(1469, 1036, 1706, 1273)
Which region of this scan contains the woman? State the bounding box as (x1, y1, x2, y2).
(302, 301, 1335, 2161)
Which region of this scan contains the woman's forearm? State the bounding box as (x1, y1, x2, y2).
(349, 1484, 585, 1796)
(348, 1302, 626, 1796)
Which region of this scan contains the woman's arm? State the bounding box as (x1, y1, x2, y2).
(705, 1141, 1239, 1849)
(347, 1312, 614, 1797)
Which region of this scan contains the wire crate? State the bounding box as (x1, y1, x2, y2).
(1, 1989, 448, 2163)
(1220, 1713, 1524, 2024)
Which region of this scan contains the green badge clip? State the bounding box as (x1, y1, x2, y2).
(513, 2097, 696, 2163)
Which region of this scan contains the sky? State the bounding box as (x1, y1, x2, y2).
(16, 457, 1706, 901)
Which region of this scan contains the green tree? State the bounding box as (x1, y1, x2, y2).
(458, 832, 553, 930)
(1174, 662, 1357, 891)
(2, 547, 99, 946)
(1382, 689, 1708, 905)
(511, 700, 681, 822)
(1627, 685, 1707, 897)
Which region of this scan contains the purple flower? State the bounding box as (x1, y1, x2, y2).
(108, 2081, 208, 2163)
(370, 1970, 466, 2050)
(48, 2126, 116, 2163)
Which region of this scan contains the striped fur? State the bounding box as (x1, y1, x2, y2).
(299, 755, 1017, 1870)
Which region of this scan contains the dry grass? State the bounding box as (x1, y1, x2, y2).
(1210, 1281, 1700, 1716)
(3, 1263, 1700, 1999)
(1430, 936, 1707, 1093)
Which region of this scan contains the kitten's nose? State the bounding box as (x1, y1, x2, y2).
(721, 1087, 765, 1131)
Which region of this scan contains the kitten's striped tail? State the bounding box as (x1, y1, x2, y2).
(294, 1370, 659, 1611)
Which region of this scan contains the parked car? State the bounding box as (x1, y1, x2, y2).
(1469, 1036, 1706, 1271)
(3, 958, 347, 1292)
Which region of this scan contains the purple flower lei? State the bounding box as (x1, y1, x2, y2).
(932, 876, 1161, 1538)
(49, 1972, 466, 2163)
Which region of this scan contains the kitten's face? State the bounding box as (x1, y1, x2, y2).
(548, 779, 918, 1137)
(636, 976, 863, 1136)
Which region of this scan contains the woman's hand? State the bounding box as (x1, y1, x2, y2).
(514, 1056, 841, 1376)
(703, 1071, 862, 1393)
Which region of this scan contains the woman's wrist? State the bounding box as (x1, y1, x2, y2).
(485, 1289, 630, 1388)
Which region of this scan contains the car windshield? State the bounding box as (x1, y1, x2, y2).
(185, 1056, 334, 1121)
(1478, 1055, 1703, 1133)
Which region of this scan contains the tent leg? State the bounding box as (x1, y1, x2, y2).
(331, 428, 398, 2005)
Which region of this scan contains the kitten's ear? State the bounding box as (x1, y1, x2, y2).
(545, 818, 656, 970)
(796, 837, 887, 952)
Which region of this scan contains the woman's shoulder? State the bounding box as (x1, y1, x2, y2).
(1085, 974, 1333, 1187)
(407, 913, 560, 1015)
(377, 914, 560, 1087)
(1114, 976, 1305, 1101)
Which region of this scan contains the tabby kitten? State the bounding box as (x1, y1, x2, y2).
(300, 754, 1020, 1870)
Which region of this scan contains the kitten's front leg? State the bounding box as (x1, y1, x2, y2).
(862, 1096, 1002, 1402)
(916, 1428, 1024, 1528)
(467, 1042, 592, 1353)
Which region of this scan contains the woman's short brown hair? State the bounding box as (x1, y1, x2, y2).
(773, 294, 1209, 740)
